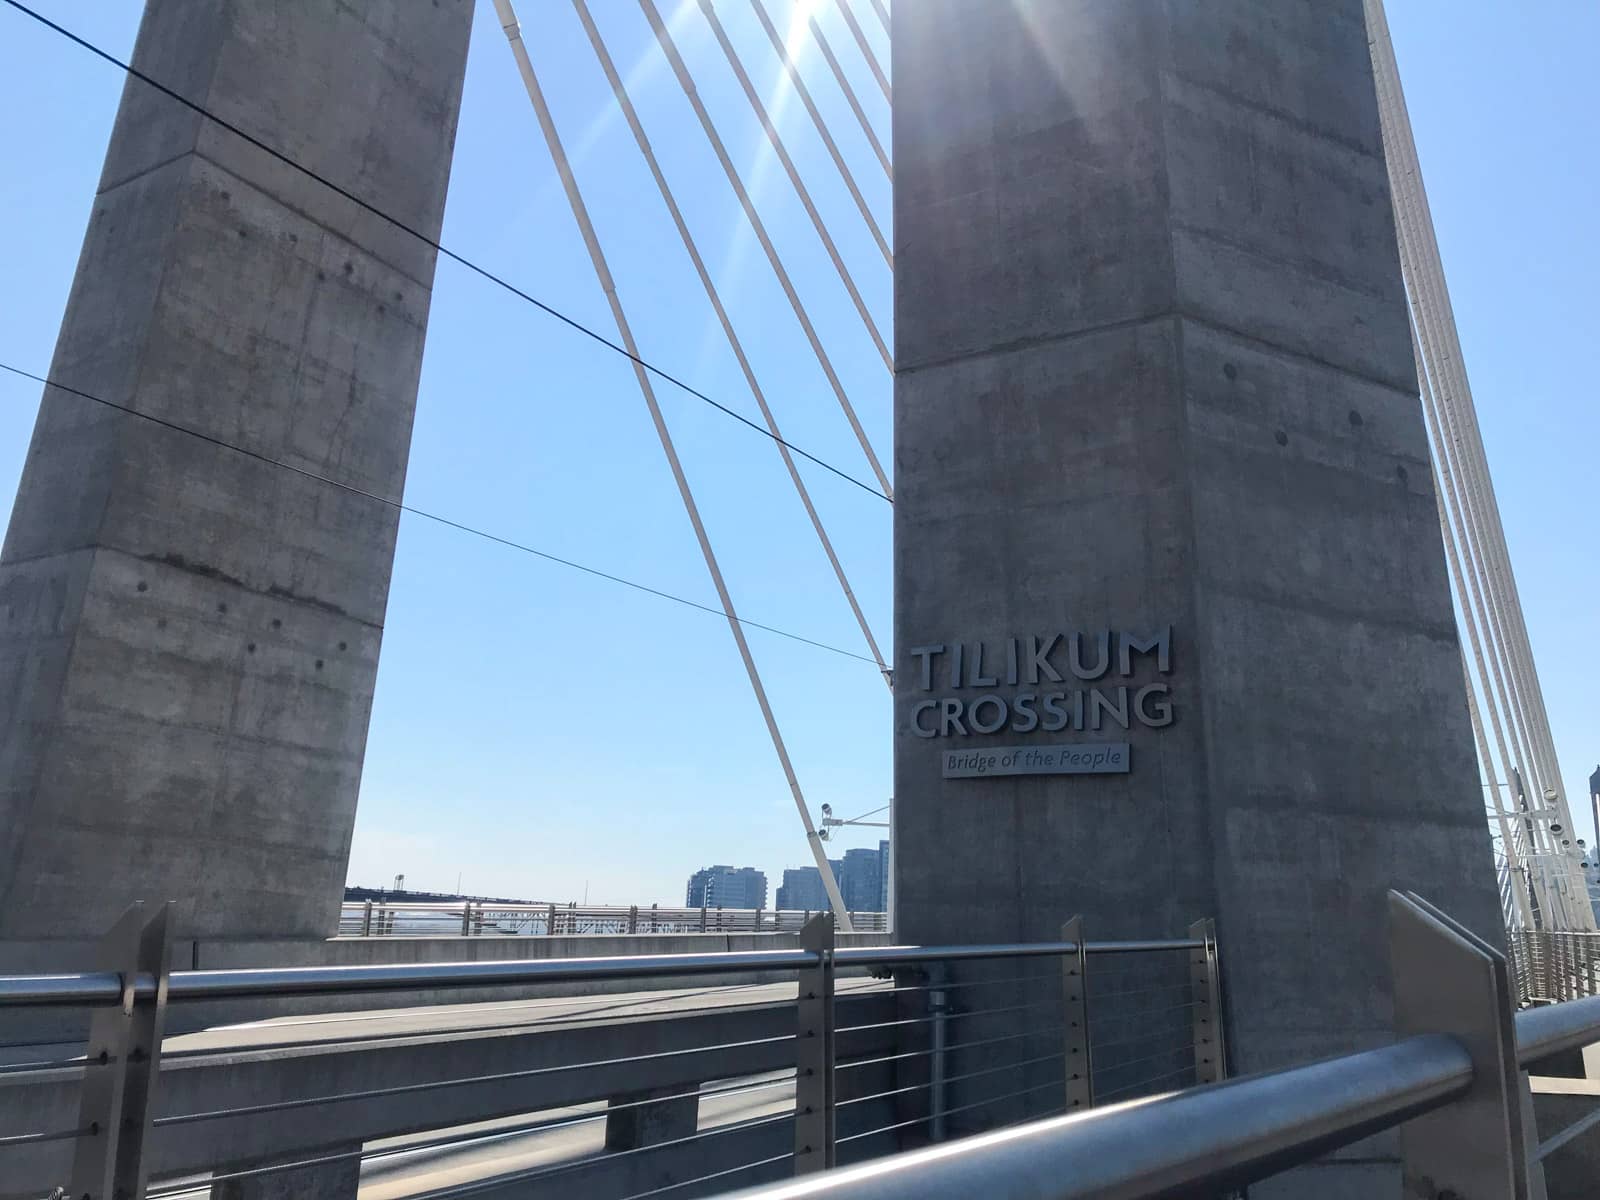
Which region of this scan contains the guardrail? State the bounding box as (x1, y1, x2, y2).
(723, 892, 1600, 1200)
(0, 905, 1212, 1199)
(1511, 929, 1600, 1005)
(336, 899, 891, 937)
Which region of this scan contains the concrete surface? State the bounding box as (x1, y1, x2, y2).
(0, 0, 473, 941)
(892, 1, 1505, 1191)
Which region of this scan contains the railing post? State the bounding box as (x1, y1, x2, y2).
(700, 904, 707, 933)
(1188, 918, 1227, 1086)
(1389, 890, 1528, 1199)
(547, 902, 557, 935)
(929, 966, 949, 1142)
(70, 902, 173, 1200)
(461, 902, 473, 936)
(628, 904, 639, 935)
(1061, 916, 1093, 1111)
(794, 912, 836, 1175)
(361, 900, 373, 937)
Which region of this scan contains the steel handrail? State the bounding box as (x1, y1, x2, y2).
(0, 935, 1211, 1008)
(724, 1034, 1475, 1199)
(719, 998, 1600, 1199)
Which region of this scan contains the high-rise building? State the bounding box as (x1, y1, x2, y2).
(877, 839, 891, 914)
(837, 847, 885, 914)
(684, 865, 767, 910)
(775, 864, 839, 912)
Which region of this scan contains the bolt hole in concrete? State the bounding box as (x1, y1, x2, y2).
(338, 641, 348, 651)
(315, 659, 324, 670)
(1275, 430, 1289, 446)
(1349, 409, 1364, 427)
(271, 618, 282, 629)
(1222, 362, 1237, 380)
(136, 581, 147, 592)
(246, 643, 256, 654)
(1397, 464, 1410, 482)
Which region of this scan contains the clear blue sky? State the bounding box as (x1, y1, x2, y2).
(0, 2, 1592, 905)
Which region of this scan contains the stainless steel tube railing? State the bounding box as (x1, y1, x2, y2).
(0, 936, 1205, 1007)
(720, 973, 1600, 1200)
(722, 1035, 1477, 1200)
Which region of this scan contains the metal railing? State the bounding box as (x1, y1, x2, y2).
(723, 892, 1600, 1200)
(0, 903, 1210, 1200)
(336, 899, 891, 937)
(1511, 929, 1600, 1005)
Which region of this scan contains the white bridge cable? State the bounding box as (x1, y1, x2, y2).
(689, 0, 894, 369)
(1368, 0, 1590, 926)
(833, 0, 890, 102)
(1371, 3, 1565, 813)
(568, 0, 889, 680)
(1370, 6, 1545, 796)
(867, 0, 889, 37)
(492, 0, 856, 931)
(1414, 323, 1542, 853)
(1371, 0, 1565, 816)
(1415, 331, 1534, 927)
(804, 4, 891, 179)
(638, 0, 894, 498)
(748, 0, 891, 267)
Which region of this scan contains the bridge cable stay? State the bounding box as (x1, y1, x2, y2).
(0, 0, 890, 507)
(1416, 320, 1550, 868)
(688, 0, 894, 370)
(1368, 0, 1591, 928)
(1413, 337, 1536, 928)
(804, 5, 891, 180)
(637, 0, 894, 498)
(0, 361, 880, 669)
(833, 0, 890, 103)
(1372, 3, 1558, 846)
(746, 0, 891, 267)
(491, 0, 858, 930)
(1380, 22, 1575, 929)
(867, 0, 889, 38)
(1372, 4, 1572, 849)
(567, 0, 891, 683)
(1374, 7, 1567, 822)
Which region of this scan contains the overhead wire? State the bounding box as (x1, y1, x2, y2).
(0, 362, 878, 668)
(492, 0, 858, 929)
(0, 0, 890, 506)
(568, 0, 889, 678)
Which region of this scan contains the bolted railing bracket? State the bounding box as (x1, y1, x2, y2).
(1390, 890, 1530, 1200)
(1061, 916, 1093, 1111)
(1188, 918, 1227, 1086)
(69, 901, 173, 1200)
(794, 912, 837, 1175)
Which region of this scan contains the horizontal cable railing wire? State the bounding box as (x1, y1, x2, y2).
(0, 914, 1213, 1200)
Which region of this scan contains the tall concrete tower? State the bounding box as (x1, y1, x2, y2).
(892, 3, 1504, 1192)
(0, 1, 473, 942)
